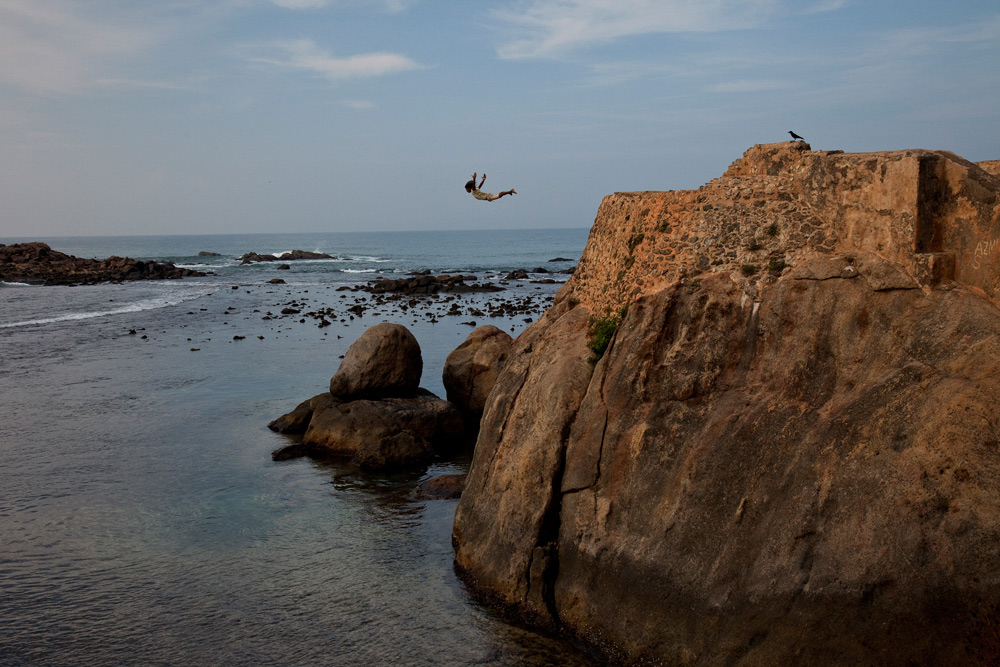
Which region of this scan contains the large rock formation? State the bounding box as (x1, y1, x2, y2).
(452, 144, 1000, 664)
(0, 242, 204, 285)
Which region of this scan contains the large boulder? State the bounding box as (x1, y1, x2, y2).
(270, 390, 463, 469)
(329, 323, 422, 399)
(442, 325, 513, 419)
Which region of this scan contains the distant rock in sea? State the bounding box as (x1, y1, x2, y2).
(0, 242, 205, 286)
(239, 250, 335, 264)
(198, 251, 221, 257)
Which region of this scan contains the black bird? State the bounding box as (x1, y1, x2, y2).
(788, 130, 805, 141)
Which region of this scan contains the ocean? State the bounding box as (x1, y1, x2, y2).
(0, 229, 598, 666)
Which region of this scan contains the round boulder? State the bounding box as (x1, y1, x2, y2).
(443, 325, 513, 417)
(330, 323, 423, 399)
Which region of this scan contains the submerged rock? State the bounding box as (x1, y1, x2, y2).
(418, 474, 467, 499)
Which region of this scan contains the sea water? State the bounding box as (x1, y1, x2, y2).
(0, 229, 599, 666)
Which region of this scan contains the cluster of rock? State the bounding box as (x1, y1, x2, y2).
(364, 273, 503, 295)
(269, 322, 511, 472)
(504, 266, 575, 280)
(239, 250, 335, 264)
(452, 144, 1000, 664)
(0, 242, 204, 285)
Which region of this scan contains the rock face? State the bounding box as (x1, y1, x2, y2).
(452, 144, 1000, 664)
(329, 323, 423, 399)
(442, 325, 513, 420)
(0, 242, 204, 285)
(270, 323, 463, 469)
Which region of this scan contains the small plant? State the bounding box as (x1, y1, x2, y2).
(628, 233, 645, 252)
(587, 308, 625, 364)
(747, 239, 762, 251)
(741, 264, 758, 277)
(765, 223, 779, 237)
(767, 258, 787, 275)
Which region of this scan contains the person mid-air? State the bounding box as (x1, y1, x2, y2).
(465, 172, 516, 201)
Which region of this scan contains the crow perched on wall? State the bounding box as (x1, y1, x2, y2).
(788, 131, 805, 141)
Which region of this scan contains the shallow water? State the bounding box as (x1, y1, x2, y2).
(0, 230, 598, 665)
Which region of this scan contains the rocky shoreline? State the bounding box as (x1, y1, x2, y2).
(0, 242, 204, 285)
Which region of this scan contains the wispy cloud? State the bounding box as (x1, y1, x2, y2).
(268, 0, 413, 11)
(252, 38, 423, 80)
(492, 0, 779, 59)
(0, 1, 155, 94)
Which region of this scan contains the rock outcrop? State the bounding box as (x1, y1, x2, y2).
(270, 323, 463, 469)
(0, 242, 204, 285)
(452, 144, 1000, 664)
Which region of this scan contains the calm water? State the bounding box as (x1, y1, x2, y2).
(0, 229, 598, 665)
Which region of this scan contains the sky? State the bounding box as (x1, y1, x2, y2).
(2, 0, 999, 237)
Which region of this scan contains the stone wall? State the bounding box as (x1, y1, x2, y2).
(569, 143, 1000, 316)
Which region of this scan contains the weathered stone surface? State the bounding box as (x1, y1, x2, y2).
(0, 242, 204, 285)
(571, 143, 1000, 316)
(329, 323, 422, 399)
(442, 325, 513, 419)
(453, 145, 1000, 665)
(453, 298, 595, 629)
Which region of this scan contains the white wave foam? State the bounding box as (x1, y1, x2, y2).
(0, 286, 218, 329)
(345, 256, 390, 263)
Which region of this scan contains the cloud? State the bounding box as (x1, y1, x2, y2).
(492, 0, 778, 59)
(342, 99, 376, 110)
(268, 0, 413, 11)
(253, 38, 423, 80)
(0, 1, 155, 94)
